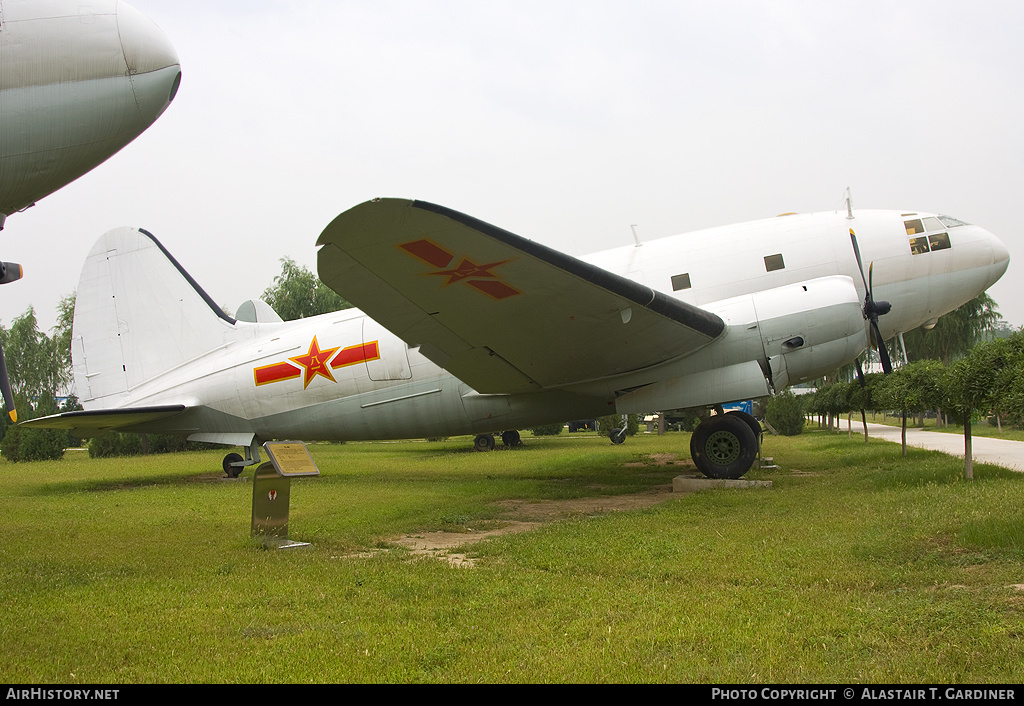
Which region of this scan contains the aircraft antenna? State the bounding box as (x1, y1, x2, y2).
(630, 224, 642, 248)
(845, 187, 854, 219)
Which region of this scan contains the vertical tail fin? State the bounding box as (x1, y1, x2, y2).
(73, 227, 238, 406)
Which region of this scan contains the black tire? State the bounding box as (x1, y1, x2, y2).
(609, 428, 625, 444)
(726, 409, 763, 449)
(501, 430, 521, 447)
(690, 414, 757, 479)
(473, 434, 495, 452)
(222, 452, 244, 478)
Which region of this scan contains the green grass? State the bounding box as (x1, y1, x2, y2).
(1, 431, 1023, 683)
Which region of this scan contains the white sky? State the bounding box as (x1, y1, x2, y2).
(4, 0, 1022, 331)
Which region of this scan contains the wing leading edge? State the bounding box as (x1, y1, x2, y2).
(317, 198, 724, 394)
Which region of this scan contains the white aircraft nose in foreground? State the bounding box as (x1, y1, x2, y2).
(0, 0, 180, 419)
(0, 0, 181, 227)
(26, 199, 1010, 480)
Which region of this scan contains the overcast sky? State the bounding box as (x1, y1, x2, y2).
(4, 0, 1022, 331)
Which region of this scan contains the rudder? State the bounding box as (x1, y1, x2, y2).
(73, 227, 238, 407)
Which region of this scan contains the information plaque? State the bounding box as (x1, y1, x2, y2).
(263, 441, 321, 477)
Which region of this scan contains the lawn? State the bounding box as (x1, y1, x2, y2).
(1, 430, 1022, 683)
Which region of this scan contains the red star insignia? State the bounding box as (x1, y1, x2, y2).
(289, 336, 340, 389)
(428, 257, 511, 285)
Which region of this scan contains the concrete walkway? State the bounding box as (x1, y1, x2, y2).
(842, 421, 1024, 473)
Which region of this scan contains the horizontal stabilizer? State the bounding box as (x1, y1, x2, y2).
(20, 405, 187, 438)
(317, 199, 725, 393)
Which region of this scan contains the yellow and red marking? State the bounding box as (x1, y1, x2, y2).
(254, 338, 381, 388)
(398, 238, 521, 300)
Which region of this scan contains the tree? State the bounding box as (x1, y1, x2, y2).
(848, 373, 885, 442)
(941, 337, 1015, 479)
(262, 257, 351, 320)
(765, 390, 805, 436)
(989, 330, 1024, 429)
(903, 293, 1001, 365)
(0, 300, 78, 461)
(875, 360, 944, 455)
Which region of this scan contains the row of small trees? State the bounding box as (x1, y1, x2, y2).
(800, 329, 1024, 479)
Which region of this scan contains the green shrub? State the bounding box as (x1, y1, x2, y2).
(597, 414, 639, 436)
(0, 425, 66, 462)
(88, 431, 143, 458)
(766, 391, 805, 436)
(87, 432, 221, 457)
(531, 423, 564, 436)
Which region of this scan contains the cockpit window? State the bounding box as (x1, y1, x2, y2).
(906, 216, 953, 255)
(928, 233, 951, 251)
(909, 236, 930, 255)
(938, 215, 969, 228)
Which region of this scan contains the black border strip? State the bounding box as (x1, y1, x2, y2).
(411, 201, 725, 338)
(137, 228, 237, 325)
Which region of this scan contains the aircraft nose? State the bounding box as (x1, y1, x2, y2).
(117, 1, 181, 119)
(990, 230, 1010, 269)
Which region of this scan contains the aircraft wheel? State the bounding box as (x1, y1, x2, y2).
(609, 428, 626, 444)
(501, 430, 521, 447)
(222, 452, 244, 478)
(726, 409, 763, 450)
(473, 434, 495, 452)
(690, 414, 757, 479)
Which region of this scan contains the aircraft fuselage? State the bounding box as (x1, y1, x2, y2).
(85, 208, 1007, 445)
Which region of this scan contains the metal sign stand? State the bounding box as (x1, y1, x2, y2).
(251, 441, 320, 549)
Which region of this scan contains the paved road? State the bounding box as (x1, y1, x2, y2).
(856, 422, 1024, 472)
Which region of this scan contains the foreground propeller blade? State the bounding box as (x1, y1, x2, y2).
(850, 229, 870, 293)
(854, 357, 866, 387)
(871, 320, 893, 374)
(0, 341, 15, 422)
(851, 228, 894, 373)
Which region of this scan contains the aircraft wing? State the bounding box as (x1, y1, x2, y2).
(317, 199, 725, 394)
(19, 405, 187, 438)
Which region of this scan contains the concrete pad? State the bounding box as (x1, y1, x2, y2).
(673, 475, 773, 492)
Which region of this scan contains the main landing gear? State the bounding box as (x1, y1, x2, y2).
(690, 411, 761, 480)
(473, 430, 521, 451)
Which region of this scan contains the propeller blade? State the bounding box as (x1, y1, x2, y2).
(871, 320, 893, 374)
(0, 341, 16, 422)
(849, 229, 870, 293)
(854, 357, 866, 387)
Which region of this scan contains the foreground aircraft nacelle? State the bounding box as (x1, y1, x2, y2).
(0, 0, 181, 226)
(0, 0, 179, 421)
(25, 200, 1010, 480)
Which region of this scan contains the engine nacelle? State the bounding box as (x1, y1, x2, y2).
(751, 275, 866, 389)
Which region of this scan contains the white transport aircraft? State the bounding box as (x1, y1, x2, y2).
(25, 198, 1009, 479)
(0, 0, 180, 418)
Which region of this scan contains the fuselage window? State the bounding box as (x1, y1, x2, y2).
(764, 253, 785, 272)
(671, 273, 692, 291)
(928, 232, 951, 251)
(909, 236, 930, 255)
